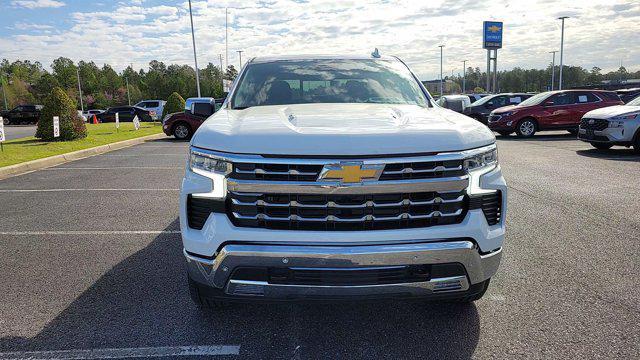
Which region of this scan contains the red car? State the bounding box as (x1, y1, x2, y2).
(162, 98, 223, 139)
(487, 90, 623, 137)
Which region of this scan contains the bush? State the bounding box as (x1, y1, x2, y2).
(36, 87, 87, 141)
(162, 92, 186, 119)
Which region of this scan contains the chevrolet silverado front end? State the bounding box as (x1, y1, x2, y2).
(180, 55, 507, 307)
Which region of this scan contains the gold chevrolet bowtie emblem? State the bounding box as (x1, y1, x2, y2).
(318, 162, 384, 183)
(488, 25, 501, 33)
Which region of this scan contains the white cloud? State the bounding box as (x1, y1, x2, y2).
(3, 0, 639, 78)
(10, 0, 65, 9)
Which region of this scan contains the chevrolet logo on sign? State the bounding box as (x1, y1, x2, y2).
(318, 162, 384, 183)
(488, 25, 501, 33)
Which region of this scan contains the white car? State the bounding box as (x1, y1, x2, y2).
(578, 95, 640, 152)
(181, 55, 507, 307)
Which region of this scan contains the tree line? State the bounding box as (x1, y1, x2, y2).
(445, 65, 639, 94)
(1, 57, 638, 110)
(0, 57, 238, 110)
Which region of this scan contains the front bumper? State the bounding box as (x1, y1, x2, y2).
(185, 240, 501, 300)
(578, 126, 635, 145)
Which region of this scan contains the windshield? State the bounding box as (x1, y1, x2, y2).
(231, 59, 429, 109)
(471, 94, 497, 106)
(626, 96, 640, 106)
(517, 92, 551, 107)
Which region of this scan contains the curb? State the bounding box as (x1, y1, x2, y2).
(0, 133, 167, 180)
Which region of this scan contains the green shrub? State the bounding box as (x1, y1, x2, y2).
(162, 92, 186, 119)
(36, 87, 87, 141)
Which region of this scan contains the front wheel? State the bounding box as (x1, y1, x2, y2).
(173, 123, 192, 140)
(515, 118, 537, 138)
(634, 135, 640, 154)
(590, 142, 612, 150)
(2, 117, 10, 125)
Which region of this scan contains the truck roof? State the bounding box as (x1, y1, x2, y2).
(249, 54, 399, 63)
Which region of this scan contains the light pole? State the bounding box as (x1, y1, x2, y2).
(1, 73, 8, 110)
(188, 0, 201, 97)
(549, 51, 557, 90)
(76, 67, 84, 112)
(462, 60, 468, 93)
(237, 50, 243, 69)
(557, 16, 569, 90)
(225, 8, 229, 70)
(438, 45, 445, 97)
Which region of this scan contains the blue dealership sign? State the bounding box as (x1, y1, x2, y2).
(483, 21, 503, 49)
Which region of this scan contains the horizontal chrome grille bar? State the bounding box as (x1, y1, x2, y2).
(232, 209, 463, 222)
(235, 168, 319, 176)
(231, 195, 465, 208)
(382, 165, 462, 175)
(227, 176, 469, 195)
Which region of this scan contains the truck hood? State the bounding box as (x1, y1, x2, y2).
(191, 103, 495, 156)
(584, 105, 640, 119)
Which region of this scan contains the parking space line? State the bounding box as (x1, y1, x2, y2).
(0, 345, 240, 359)
(0, 230, 181, 235)
(0, 188, 179, 193)
(44, 167, 183, 170)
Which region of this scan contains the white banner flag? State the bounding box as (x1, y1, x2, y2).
(115, 113, 120, 128)
(53, 116, 60, 138)
(132, 115, 140, 130)
(0, 117, 5, 142)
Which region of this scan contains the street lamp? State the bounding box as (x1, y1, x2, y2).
(188, 0, 202, 97)
(76, 67, 84, 112)
(462, 60, 468, 93)
(549, 51, 557, 91)
(438, 45, 445, 97)
(557, 16, 569, 90)
(1, 73, 8, 111)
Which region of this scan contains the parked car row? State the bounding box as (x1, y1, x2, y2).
(1, 105, 42, 125)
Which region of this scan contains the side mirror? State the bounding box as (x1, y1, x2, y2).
(191, 103, 214, 117)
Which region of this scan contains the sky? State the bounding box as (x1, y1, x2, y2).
(1, 0, 639, 80)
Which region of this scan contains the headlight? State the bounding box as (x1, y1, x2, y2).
(501, 111, 517, 117)
(608, 120, 625, 128)
(610, 113, 638, 121)
(189, 151, 232, 175)
(464, 147, 498, 172)
(162, 114, 171, 124)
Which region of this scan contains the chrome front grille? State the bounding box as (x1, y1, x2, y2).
(228, 191, 468, 231)
(232, 159, 465, 182)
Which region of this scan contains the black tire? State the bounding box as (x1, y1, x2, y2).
(173, 122, 192, 140)
(590, 142, 612, 150)
(452, 279, 491, 303)
(632, 135, 640, 154)
(188, 276, 226, 310)
(515, 118, 537, 138)
(2, 117, 10, 125)
(497, 131, 511, 137)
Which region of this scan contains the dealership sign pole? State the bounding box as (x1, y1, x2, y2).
(0, 117, 5, 151)
(483, 21, 503, 93)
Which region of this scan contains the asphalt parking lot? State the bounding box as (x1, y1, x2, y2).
(0, 133, 639, 359)
(1, 125, 37, 140)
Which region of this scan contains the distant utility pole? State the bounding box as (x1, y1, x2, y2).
(438, 45, 445, 97)
(225, 8, 229, 71)
(76, 67, 84, 112)
(557, 16, 569, 90)
(125, 76, 131, 106)
(219, 54, 224, 88)
(1, 73, 8, 110)
(462, 60, 467, 93)
(188, 0, 202, 97)
(237, 50, 244, 69)
(549, 51, 557, 90)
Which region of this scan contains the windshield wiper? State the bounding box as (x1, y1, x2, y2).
(233, 106, 251, 110)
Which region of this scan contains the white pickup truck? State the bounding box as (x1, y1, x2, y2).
(180, 55, 507, 307)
